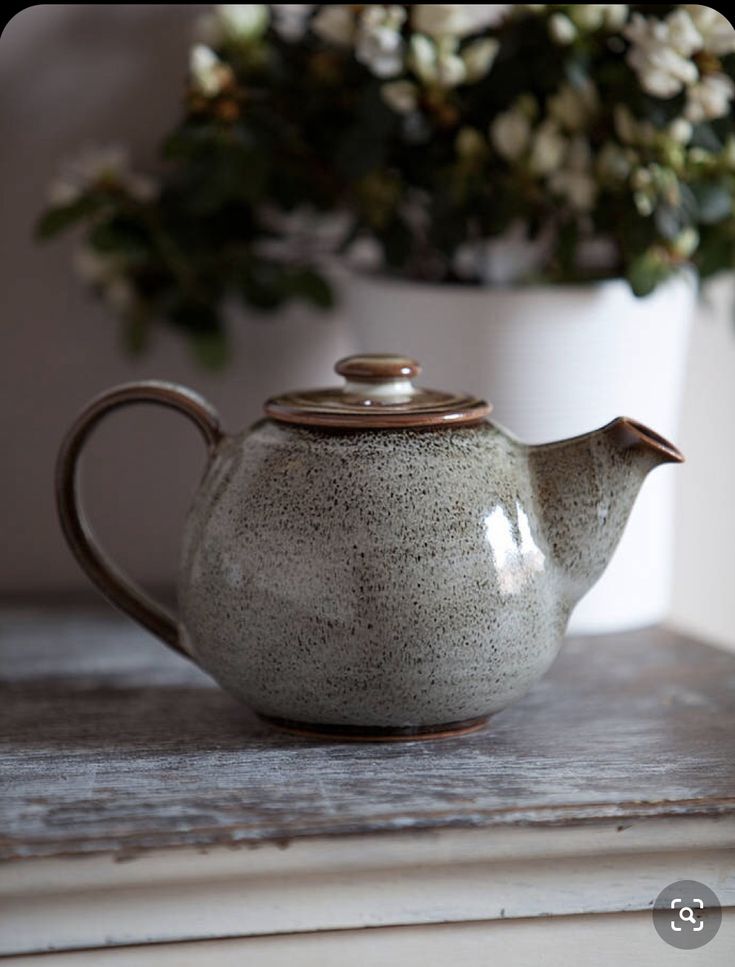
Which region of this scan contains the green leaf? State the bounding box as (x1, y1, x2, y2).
(691, 181, 733, 225)
(655, 204, 686, 241)
(677, 182, 699, 220)
(240, 261, 287, 311)
(121, 311, 151, 355)
(88, 218, 150, 258)
(188, 330, 228, 369)
(626, 251, 671, 297)
(690, 123, 722, 153)
(564, 58, 589, 90)
(381, 219, 414, 269)
(289, 267, 334, 309)
(554, 220, 579, 277)
(695, 227, 734, 278)
(35, 197, 100, 239)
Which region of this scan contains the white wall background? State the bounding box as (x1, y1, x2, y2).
(1, 5, 733, 650)
(671, 273, 735, 649)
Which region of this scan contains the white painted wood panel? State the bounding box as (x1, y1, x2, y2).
(2, 819, 734, 956)
(5, 910, 735, 967)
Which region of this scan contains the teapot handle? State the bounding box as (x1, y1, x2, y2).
(55, 381, 223, 660)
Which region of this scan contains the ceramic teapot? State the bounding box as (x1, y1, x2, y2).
(56, 354, 683, 740)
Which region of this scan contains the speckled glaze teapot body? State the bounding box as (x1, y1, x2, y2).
(57, 355, 684, 739)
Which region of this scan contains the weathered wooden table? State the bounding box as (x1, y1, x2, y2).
(1, 604, 734, 965)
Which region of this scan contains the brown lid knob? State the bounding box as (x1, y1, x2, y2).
(335, 354, 421, 382)
(265, 352, 491, 428)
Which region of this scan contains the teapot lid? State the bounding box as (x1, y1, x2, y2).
(264, 355, 491, 429)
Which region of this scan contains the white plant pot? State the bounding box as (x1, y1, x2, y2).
(344, 272, 695, 634)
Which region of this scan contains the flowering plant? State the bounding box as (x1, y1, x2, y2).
(38, 4, 735, 363)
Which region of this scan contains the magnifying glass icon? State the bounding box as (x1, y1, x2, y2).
(679, 906, 698, 925)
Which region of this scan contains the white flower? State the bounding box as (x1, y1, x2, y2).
(597, 141, 632, 181)
(490, 107, 531, 160)
(548, 12, 577, 45)
(624, 11, 700, 99)
(125, 174, 158, 203)
(568, 5, 605, 31)
(667, 8, 704, 53)
(669, 117, 694, 144)
(529, 119, 566, 174)
(549, 136, 597, 211)
(672, 226, 699, 258)
(688, 146, 710, 164)
(601, 5, 629, 31)
(723, 136, 735, 168)
(49, 146, 123, 205)
(190, 44, 233, 97)
(548, 79, 599, 131)
(412, 4, 510, 39)
(270, 4, 313, 41)
(434, 37, 467, 87)
(48, 146, 156, 206)
(345, 235, 384, 271)
(461, 37, 499, 83)
(551, 171, 597, 211)
(219, 4, 269, 39)
(355, 6, 406, 78)
(311, 5, 355, 45)
(409, 34, 436, 81)
(74, 247, 118, 284)
(381, 80, 419, 113)
(569, 5, 628, 32)
(456, 126, 486, 159)
(576, 236, 619, 272)
(631, 166, 654, 191)
(105, 278, 137, 312)
(409, 34, 466, 88)
(685, 72, 735, 122)
(568, 136, 592, 169)
(479, 219, 555, 285)
(453, 242, 483, 280)
(48, 180, 79, 206)
(685, 4, 735, 56)
(633, 191, 654, 217)
(613, 104, 638, 144)
(74, 248, 137, 311)
(200, 5, 269, 44)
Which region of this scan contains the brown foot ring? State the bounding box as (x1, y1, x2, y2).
(259, 714, 490, 742)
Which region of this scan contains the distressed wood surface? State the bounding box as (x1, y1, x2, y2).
(1, 603, 734, 861)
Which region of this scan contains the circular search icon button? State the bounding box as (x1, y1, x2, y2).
(653, 880, 722, 949)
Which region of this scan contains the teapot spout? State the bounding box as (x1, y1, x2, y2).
(528, 417, 683, 607)
(607, 417, 684, 468)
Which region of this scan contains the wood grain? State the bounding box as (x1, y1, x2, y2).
(1, 604, 734, 861)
